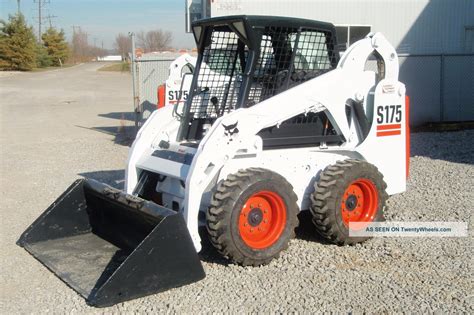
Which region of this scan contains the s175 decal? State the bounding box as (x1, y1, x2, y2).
(169, 90, 189, 101)
(376, 105, 402, 137)
(377, 105, 402, 124)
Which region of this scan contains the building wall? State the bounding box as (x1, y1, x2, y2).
(210, 0, 474, 54)
(207, 0, 474, 124)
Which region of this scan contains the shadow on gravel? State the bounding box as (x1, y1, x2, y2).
(78, 169, 125, 189)
(99, 111, 136, 122)
(410, 130, 474, 165)
(198, 228, 233, 266)
(295, 211, 333, 245)
(75, 125, 136, 146)
(93, 126, 136, 146)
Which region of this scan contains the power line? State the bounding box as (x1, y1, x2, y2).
(45, 14, 57, 28)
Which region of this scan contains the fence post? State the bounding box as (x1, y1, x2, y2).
(129, 32, 139, 131)
(439, 54, 445, 122)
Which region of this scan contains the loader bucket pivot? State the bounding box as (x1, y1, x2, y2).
(17, 179, 205, 307)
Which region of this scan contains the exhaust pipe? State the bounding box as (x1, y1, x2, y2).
(17, 179, 205, 307)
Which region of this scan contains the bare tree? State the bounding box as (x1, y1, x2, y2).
(114, 33, 131, 59)
(70, 27, 107, 62)
(71, 27, 89, 61)
(137, 29, 172, 52)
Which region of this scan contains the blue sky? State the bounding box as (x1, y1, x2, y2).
(0, 0, 195, 49)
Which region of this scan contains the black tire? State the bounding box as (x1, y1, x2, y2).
(310, 159, 387, 245)
(206, 168, 299, 266)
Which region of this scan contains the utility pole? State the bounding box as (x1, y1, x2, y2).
(34, 0, 50, 43)
(129, 32, 139, 129)
(17, 0, 20, 15)
(38, 0, 42, 41)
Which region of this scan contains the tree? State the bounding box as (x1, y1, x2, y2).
(137, 29, 172, 52)
(0, 14, 37, 70)
(71, 27, 89, 62)
(42, 27, 69, 66)
(114, 33, 131, 59)
(35, 44, 52, 67)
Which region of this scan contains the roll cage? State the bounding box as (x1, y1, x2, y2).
(178, 15, 340, 141)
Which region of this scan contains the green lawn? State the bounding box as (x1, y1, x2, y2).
(98, 62, 130, 72)
(30, 64, 75, 72)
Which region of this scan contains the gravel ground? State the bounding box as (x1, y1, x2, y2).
(1, 64, 473, 313)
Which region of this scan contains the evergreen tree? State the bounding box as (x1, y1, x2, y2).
(35, 44, 52, 68)
(0, 14, 37, 71)
(42, 27, 69, 66)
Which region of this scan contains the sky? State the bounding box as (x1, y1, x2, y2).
(0, 0, 195, 49)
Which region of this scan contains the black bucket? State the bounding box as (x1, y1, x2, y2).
(17, 179, 205, 307)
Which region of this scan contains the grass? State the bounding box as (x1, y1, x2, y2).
(98, 62, 130, 72)
(31, 64, 75, 72)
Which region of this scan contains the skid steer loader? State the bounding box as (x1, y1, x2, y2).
(18, 15, 410, 307)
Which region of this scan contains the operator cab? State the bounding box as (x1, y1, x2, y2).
(178, 15, 343, 148)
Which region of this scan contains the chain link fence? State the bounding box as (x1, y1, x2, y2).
(131, 47, 473, 128)
(131, 54, 179, 127)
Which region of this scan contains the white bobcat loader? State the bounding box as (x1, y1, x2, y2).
(18, 15, 410, 307)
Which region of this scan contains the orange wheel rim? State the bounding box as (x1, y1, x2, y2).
(341, 179, 378, 228)
(238, 191, 286, 249)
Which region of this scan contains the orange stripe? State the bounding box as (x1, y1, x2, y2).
(405, 96, 410, 179)
(376, 123, 402, 131)
(377, 130, 401, 137)
(157, 84, 165, 109)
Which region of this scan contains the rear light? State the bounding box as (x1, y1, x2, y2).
(157, 84, 166, 109)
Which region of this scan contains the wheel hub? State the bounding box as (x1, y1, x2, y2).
(248, 208, 263, 226)
(341, 179, 379, 228)
(345, 195, 358, 211)
(238, 191, 287, 249)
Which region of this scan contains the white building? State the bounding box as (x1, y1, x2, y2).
(186, 0, 474, 125)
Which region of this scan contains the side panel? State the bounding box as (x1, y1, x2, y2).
(356, 79, 407, 195)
